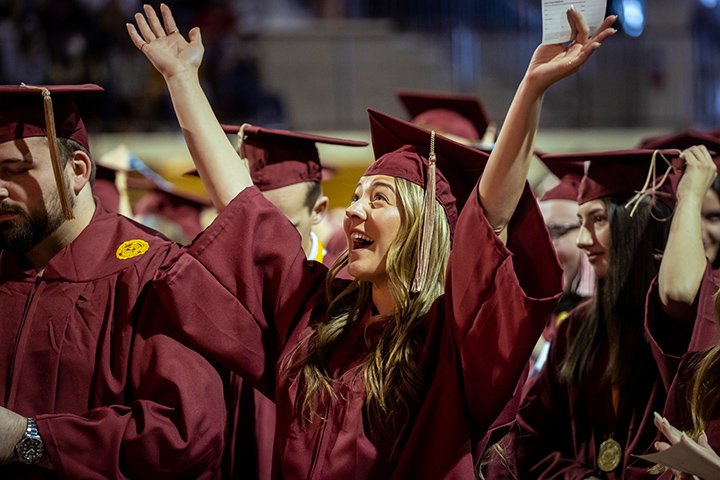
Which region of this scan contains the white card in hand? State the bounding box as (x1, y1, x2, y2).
(636, 434, 720, 479)
(541, 0, 608, 44)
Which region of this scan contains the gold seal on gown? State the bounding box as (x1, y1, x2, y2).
(598, 437, 622, 472)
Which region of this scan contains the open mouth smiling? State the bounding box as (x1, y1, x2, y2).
(351, 232, 374, 250)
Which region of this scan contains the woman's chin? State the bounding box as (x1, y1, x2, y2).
(347, 262, 365, 280)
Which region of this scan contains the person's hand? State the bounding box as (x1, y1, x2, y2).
(676, 145, 717, 204)
(525, 8, 617, 94)
(654, 412, 714, 479)
(0, 406, 27, 464)
(127, 3, 204, 80)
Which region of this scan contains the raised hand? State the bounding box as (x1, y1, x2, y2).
(127, 3, 204, 80)
(526, 8, 617, 94)
(676, 145, 718, 203)
(126, 3, 253, 208)
(477, 9, 615, 232)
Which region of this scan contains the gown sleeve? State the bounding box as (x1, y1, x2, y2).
(35, 277, 226, 479)
(645, 264, 715, 391)
(444, 186, 563, 431)
(687, 266, 720, 352)
(154, 187, 327, 391)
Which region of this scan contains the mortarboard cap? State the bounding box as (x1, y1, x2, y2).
(397, 90, 491, 143)
(0, 84, 103, 219)
(638, 130, 720, 152)
(366, 108, 490, 232)
(537, 153, 585, 202)
(222, 124, 367, 191)
(0, 84, 102, 150)
(538, 149, 682, 208)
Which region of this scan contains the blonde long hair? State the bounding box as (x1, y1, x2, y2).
(286, 177, 451, 457)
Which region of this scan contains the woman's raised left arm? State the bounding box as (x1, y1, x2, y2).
(479, 9, 616, 234)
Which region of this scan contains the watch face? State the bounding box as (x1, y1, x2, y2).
(17, 437, 44, 464)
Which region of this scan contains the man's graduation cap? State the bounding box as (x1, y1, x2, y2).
(222, 124, 367, 191)
(0, 84, 104, 219)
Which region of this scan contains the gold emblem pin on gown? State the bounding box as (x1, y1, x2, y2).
(598, 437, 622, 472)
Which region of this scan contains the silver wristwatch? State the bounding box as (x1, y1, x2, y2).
(15, 418, 44, 465)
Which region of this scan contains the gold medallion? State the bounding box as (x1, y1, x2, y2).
(597, 437, 622, 472)
(116, 239, 150, 260)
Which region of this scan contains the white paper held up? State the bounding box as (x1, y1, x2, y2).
(542, 0, 608, 44)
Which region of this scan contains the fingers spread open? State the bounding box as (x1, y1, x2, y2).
(592, 15, 618, 39)
(126, 23, 146, 50)
(592, 25, 617, 46)
(134, 12, 156, 42)
(143, 4, 167, 37)
(160, 3, 180, 35)
(188, 27, 203, 46)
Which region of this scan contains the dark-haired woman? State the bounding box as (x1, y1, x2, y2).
(644, 146, 720, 479)
(511, 149, 704, 479)
(128, 4, 615, 479)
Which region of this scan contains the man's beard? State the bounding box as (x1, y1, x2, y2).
(0, 194, 69, 253)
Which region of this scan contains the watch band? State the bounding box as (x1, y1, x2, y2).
(16, 417, 44, 465)
(25, 418, 39, 438)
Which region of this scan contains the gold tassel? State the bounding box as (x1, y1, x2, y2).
(411, 130, 437, 293)
(624, 149, 676, 220)
(478, 122, 497, 150)
(114, 170, 133, 217)
(237, 123, 252, 160)
(21, 84, 74, 220)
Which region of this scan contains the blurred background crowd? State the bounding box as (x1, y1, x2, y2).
(2, 0, 719, 133)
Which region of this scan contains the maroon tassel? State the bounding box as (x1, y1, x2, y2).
(412, 131, 437, 293)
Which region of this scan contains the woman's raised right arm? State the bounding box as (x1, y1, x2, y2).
(658, 146, 717, 319)
(127, 3, 252, 210)
(129, 5, 326, 384)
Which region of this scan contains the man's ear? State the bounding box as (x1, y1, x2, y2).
(68, 150, 92, 194)
(311, 195, 329, 226)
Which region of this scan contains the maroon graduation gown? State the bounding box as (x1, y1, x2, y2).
(0, 204, 225, 479)
(685, 265, 720, 352)
(222, 371, 276, 480)
(92, 178, 121, 213)
(655, 353, 720, 479)
(513, 301, 667, 479)
(644, 274, 699, 393)
(644, 266, 720, 479)
(155, 185, 562, 479)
